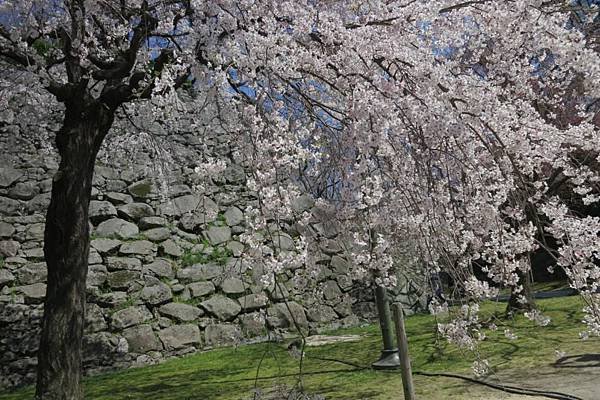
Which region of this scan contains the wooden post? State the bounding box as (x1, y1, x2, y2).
(392, 303, 416, 400)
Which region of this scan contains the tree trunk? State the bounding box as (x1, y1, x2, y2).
(35, 102, 113, 400)
(506, 268, 536, 316)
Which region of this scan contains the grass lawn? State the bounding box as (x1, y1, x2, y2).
(497, 280, 570, 296)
(1, 295, 596, 400)
(530, 280, 570, 292)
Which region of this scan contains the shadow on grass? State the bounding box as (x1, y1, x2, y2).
(555, 354, 600, 368)
(86, 367, 376, 400)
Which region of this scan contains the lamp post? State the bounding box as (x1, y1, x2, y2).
(371, 285, 401, 370)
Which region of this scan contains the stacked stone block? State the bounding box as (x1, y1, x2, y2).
(0, 111, 427, 389)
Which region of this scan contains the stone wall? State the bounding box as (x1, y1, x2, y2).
(0, 108, 427, 389)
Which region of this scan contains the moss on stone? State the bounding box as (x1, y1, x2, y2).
(128, 181, 153, 198)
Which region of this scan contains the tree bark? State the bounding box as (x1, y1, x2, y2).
(35, 101, 113, 400)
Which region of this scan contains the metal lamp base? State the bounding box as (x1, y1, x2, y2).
(372, 349, 401, 370)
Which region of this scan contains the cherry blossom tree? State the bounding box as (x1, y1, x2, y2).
(0, 1, 200, 398)
(1, 0, 600, 398)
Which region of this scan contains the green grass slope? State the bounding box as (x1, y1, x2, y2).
(1, 296, 596, 399)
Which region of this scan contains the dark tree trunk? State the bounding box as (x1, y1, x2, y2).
(35, 100, 114, 400)
(506, 268, 536, 316)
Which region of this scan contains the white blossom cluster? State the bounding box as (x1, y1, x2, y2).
(437, 304, 483, 351)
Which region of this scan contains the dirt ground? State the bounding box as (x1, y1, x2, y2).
(461, 354, 600, 400)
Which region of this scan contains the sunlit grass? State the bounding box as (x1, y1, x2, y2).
(1, 295, 595, 400)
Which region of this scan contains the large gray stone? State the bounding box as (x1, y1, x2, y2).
(9, 182, 38, 200)
(0, 269, 16, 287)
(159, 239, 183, 258)
(24, 247, 44, 259)
(117, 203, 155, 221)
(91, 186, 100, 198)
(39, 178, 53, 193)
(224, 207, 244, 226)
(322, 280, 342, 301)
(87, 264, 108, 287)
(83, 332, 120, 362)
(177, 263, 224, 283)
(201, 295, 241, 321)
(25, 223, 45, 241)
(140, 281, 172, 305)
(306, 305, 338, 323)
(333, 296, 353, 317)
(95, 166, 120, 180)
(313, 220, 340, 238)
(204, 226, 231, 245)
(143, 258, 174, 279)
(171, 283, 185, 294)
(158, 303, 203, 322)
(105, 179, 127, 192)
(85, 303, 107, 333)
(160, 194, 199, 216)
(319, 239, 343, 255)
(16, 283, 46, 304)
(111, 306, 153, 330)
(220, 277, 246, 295)
(238, 293, 269, 311)
(89, 200, 118, 223)
(127, 179, 155, 199)
(96, 291, 128, 308)
(158, 324, 201, 350)
(96, 218, 139, 239)
(0, 303, 28, 324)
(291, 194, 314, 213)
(107, 270, 141, 290)
(119, 240, 155, 256)
(91, 238, 122, 254)
(26, 193, 51, 213)
(267, 302, 308, 329)
(270, 233, 294, 251)
(121, 169, 144, 184)
(226, 241, 244, 257)
(239, 313, 266, 337)
(105, 192, 133, 205)
(139, 216, 167, 230)
(191, 196, 218, 217)
(330, 255, 349, 274)
(122, 324, 162, 352)
(187, 281, 216, 298)
(15, 262, 47, 284)
(143, 227, 170, 242)
(160, 195, 218, 217)
(0, 167, 23, 188)
(0, 221, 15, 237)
(266, 283, 289, 301)
(223, 164, 245, 184)
(0, 196, 21, 216)
(205, 324, 242, 347)
(336, 275, 353, 291)
(106, 257, 142, 271)
(3, 255, 27, 266)
(179, 213, 210, 232)
(169, 184, 192, 197)
(0, 240, 20, 257)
